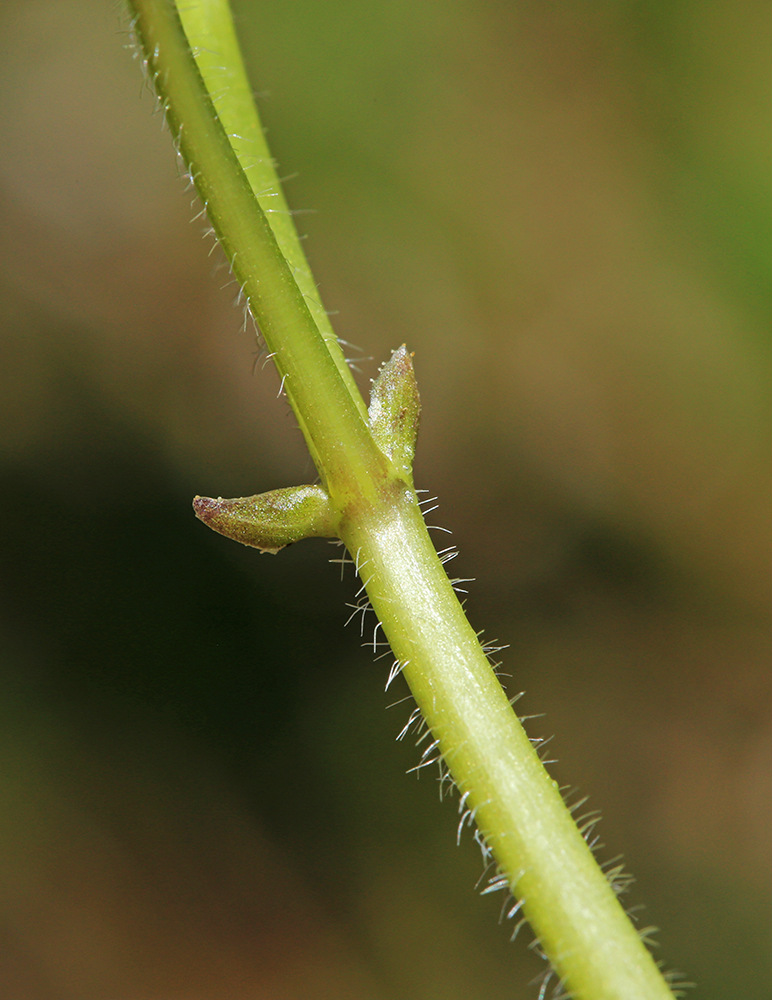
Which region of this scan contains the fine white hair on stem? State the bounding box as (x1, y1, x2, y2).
(384, 659, 405, 692)
(406, 737, 443, 776)
(457, 803, 479, 845)
(327, 540, 354, 581)
(480, 872, 510, 896)
(396, 706, 422, 742)
(662, 968, 696, 997)
(474, 827, 493, 865)
(344, 597, 373, 636)
(437, 759, 455, 801)
(365, 619, 388, 654)
(385, 693, 413, 711)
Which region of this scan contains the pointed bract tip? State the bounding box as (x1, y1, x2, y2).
(368, 344, 420, 475)
(191, 485, 339, 554)
(193, 495, 219, 522)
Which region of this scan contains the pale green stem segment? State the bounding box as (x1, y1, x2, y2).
(126, 3, 678, 998)
(340, 493, 675, 1000)
(175, 0, 367, 423)
(192, 349, 674, 1000)
(129, 0, 385, 500)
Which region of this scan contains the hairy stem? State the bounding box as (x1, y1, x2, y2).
(125, 2, 677, 997)
(342, 494, 672, 999)
(175, 0, 366, 419)
(129, 0, 380, 495)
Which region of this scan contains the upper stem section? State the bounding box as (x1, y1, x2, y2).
(175, 0, 367, 421)
(129, 0, 388, 501)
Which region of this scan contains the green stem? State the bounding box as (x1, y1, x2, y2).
(341, 494, 672, 999)
(129, 0, 382, 499)
(174, 0, 366, 420)
(125, 2, 678, 997)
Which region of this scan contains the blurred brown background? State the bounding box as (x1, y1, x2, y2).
(1, 1, 771, 997)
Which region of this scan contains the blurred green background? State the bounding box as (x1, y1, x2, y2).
(1, 1, 772, 997)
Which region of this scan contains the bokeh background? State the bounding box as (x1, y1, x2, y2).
(1, 1, 771, 997)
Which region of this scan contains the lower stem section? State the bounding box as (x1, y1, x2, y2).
(338, 486, 674, 1000)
